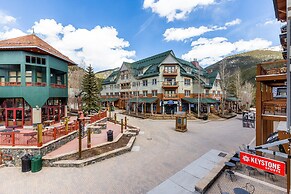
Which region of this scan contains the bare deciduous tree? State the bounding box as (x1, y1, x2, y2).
(219, 60, 230, 116)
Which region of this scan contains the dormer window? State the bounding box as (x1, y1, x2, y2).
(186, 67, 191, 73)
(138, 70, 143, 76)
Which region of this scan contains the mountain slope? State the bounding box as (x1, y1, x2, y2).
(205, 50, 283, 84)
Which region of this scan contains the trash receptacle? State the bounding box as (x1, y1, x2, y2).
(21, 154, 32, 172)
(107, 130, 113, 141)
(31, 155, 42, 173)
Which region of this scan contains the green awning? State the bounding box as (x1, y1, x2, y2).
(100, 98, 119, 102)
(129, 97, 158, 103)
(226, 97, 240, 102)
(182, 98, 219, 104)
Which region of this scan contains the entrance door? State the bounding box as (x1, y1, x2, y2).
(6, 108, 23, 127)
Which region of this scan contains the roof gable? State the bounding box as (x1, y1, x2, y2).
(0, 34, 76, 65)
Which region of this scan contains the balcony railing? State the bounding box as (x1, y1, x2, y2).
(162, 81, 179, 88)
(257, 61, 287, 76)
(163, 69, 178, 76)
(164, 94, 178, 98)
(51, 83, 66, 88)
(121, 86, 131, 90)
(0, 82, 21, 86)
(26, 82, 47, 87)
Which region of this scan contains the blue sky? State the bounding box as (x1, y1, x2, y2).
(0, 0, 283, 70)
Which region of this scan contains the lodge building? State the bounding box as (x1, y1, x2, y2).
(101, 50, 222, 114)
(0, 34, 76, 127)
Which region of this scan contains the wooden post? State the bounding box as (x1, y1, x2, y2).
(12, 131, 15, 147)
(53, 127, 57, 140)
(114, 113, 117, 124)
(87, 127, 91, 148)
(78, 118, 83, 159)
(65, 117, 69, 134)
(37, 123, 43, 147)
(125, 116, 127, 129)
(121, 119, 123, 133)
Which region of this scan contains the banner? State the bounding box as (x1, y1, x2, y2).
(240, 151, 285, 176)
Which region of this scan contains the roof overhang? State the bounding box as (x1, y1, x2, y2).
(273, 0, 286, 21)
(0, 46, 77, 66)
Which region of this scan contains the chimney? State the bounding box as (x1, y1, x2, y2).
(191, 58, 200, 69)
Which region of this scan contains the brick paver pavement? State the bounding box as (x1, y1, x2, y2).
(0, 111, 254, 194)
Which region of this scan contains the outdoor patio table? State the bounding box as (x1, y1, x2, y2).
(0, 129, 20, 143)
(7, 125, 19, 130)
(233, 188, 250, 194)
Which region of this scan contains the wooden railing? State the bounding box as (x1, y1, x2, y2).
(257, 60, 287, 76)
(164, 94, 178, 98)
(262, 100, 286, 116)
(162, 81, 179, 87)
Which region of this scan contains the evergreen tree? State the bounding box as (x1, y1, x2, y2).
(81, 64, 100, 114)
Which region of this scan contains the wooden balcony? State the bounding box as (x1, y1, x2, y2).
(163, 94, 178, 99)
(163, 69, 178, 76)
(0, 82, 21, 86)
(26, 82, 47, 87)
(162, 81, 179, 88)
(256, 60, 287, 82)
(51, 83, 66, 88)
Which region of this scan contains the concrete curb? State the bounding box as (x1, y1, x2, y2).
(50, 136, 136, 167)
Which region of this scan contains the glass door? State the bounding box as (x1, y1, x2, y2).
(5, 108, 23, 127)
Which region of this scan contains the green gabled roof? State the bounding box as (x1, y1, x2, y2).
(102, 69, 120, 85)
(206, 71, 219, 87)
(131, 50, 174, 70)
(129, 97, 158, 103)
(182, 98, 219, 104)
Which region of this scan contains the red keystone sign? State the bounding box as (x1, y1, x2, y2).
(240, 151, 285, 176)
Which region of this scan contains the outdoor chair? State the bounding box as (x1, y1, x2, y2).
(242, 183, 255, 194)
(217, 183, 229, 194)
(225, 169, 237, 182)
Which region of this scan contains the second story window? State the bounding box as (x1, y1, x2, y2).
(185, 90, 190, 97)
(205, 89, 209, 96)
(26, 71, 32, 82)
(110, 85, 113, 90)
(212, 90, 216, 95)
(143, 80, 148, 86)
(152, 90, 157, 97)
(217, 91, 220, 95)
(152, 78, 157, 85)
(164, 66, 176, 73)
(9, 71, 20, 83)
(143, 90, 148, 97)
(184, 79, 191, 86)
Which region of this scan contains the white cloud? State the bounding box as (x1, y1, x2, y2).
(0, 18, 135, 71)
(182, 37, 272, 67)
(0, 28, 26, 40)
(0, 11, 16, 25)
(225, 19, 241, 26)
(143, 0, 216, 22)
(163, 18, 241, 42)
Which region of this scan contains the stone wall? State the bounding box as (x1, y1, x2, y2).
(0, 131, 78, 167)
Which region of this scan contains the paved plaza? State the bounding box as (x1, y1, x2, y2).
(0, 112, 255, 194)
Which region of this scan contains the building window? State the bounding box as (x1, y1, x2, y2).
(152, 90, 157, 97)
(110, 85, 113, 90)
(143, 90, 148, 97)
(37, 72, 42, 83)
(0, 76, 4, 86)
(106, 93, 109, 96)
(164, 66, 176, 73)
(184, 79, 191, 86)
(186, 67, 191, 73)
(9, 71, 21, 83)
(115, 92, 119, 96)
(26, 55, 46, 65)
(185, 90, 190, 97)
(25, 71, 32, 83)
(152, 78, 157, 85)
(26, 56, 31, 63)
(143, 80, 148, 86)
(138, 70, 143, 75)
(132, 82, 136, 87)
(57, 76, 62, 85)
(217, 91, 220, 95)
(205, 89, 209, 95)
(212, 90, 216, 95)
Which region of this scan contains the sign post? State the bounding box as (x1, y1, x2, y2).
(240, 152, 286, 176)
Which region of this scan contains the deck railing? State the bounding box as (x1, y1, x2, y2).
(0, 111, 107, 147)
(257, 60, 287, 76)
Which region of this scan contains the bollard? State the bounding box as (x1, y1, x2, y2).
(37, 123, 43, 147)
(114, 113, 117, 124)
(125, 116, 127, 129)
(78, 118, 83, 159)
(12, 131, 15, 146)
(87, 127, 91, 148)
(121, 119, 124, 133)
(53, 127, 57, 140)
(65, 117, 69, 134)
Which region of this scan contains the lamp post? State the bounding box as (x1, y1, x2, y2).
(77, 113, 85, 159)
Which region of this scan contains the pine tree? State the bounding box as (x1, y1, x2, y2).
(81, 64, 100, 114)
